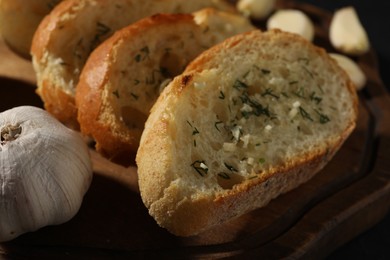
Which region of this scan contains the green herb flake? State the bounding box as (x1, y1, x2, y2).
(218, 172, 230, 180)
(90, 22, 111, 50)
(252, 65, 271, 76)
(187, 121, 200, 135)
(140, 46, 150, 55)
(134, 54, 142, 62)
(224, 163, 238, 172)
(259, 158, 266, 164)
(302, 66, 314, 79)
(112, 90, 120, 98)
(134, 46, 150, 62)
(192, 127, 200, 136)
(240, 92, 271, 118)
(191, 160, 208, 177)
(96, 22, 111, 36)
(281, 92, 289, 98)
(293, 87, 306, 99)
(315, 109, 331, 124)
(242, 70, 250, 79)
(130, 93, 139, 100)
(233, 79, 248, 91)
(261, 69, 271, 75)
(261, 88, 279, 99)
(299, 107, 314, 121)
(214, 121, 223, 132)
(219, 91, 225, 100)
(310, 92, 322, 104)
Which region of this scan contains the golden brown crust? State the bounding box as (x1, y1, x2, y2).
(37, 80, 79, 129)
(30, 0, 72, 59)
(31, 0, 80, 127)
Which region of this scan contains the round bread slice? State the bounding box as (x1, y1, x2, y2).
(136, 29, 358, 236)
(30, 0, 235, 128)
(75, 9, 254, 163)
(0, 0, 62, 58)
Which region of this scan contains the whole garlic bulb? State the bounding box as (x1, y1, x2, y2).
(0, 106, 93, 242)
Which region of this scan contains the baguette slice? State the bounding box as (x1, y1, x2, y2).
(75, 9, 254, 163)
(31, 0, 235, 128)
(136, 29, 358, 236)
(0, 0, 62, 58)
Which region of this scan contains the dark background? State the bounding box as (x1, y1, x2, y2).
(298, 1, 390, 259)
(299, 0, 390, 91)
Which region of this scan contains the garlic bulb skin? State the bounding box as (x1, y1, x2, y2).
(0, 106, 93, 242)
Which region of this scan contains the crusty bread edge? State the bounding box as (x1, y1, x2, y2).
(31, 0, 81, 128)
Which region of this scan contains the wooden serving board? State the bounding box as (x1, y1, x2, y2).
(1, 0, 390, 258)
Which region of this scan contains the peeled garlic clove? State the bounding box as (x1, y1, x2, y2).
(329, 53, 367, 90)
(237, 0, 276, 20)
(329, 6, 370, 56)
(0, 106, 93, 242)
(267, 9, 315, 42)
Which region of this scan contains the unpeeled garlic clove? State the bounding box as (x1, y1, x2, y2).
(0, 106, 93, 242)
(237, 0, 276, 20)
(329, 6, 370, 56)
(267, 9, 315, 42)
(329, 53, 367, 90)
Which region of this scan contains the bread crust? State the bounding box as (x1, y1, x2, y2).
(137, 30, 358, 236)
(31, 0, 85, 127)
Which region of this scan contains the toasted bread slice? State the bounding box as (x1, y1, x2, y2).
(75, 9, 254, 163)
(0, 0, 62, 58)
(30, 0, 235, 128)
(136, 29, 358, 236)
